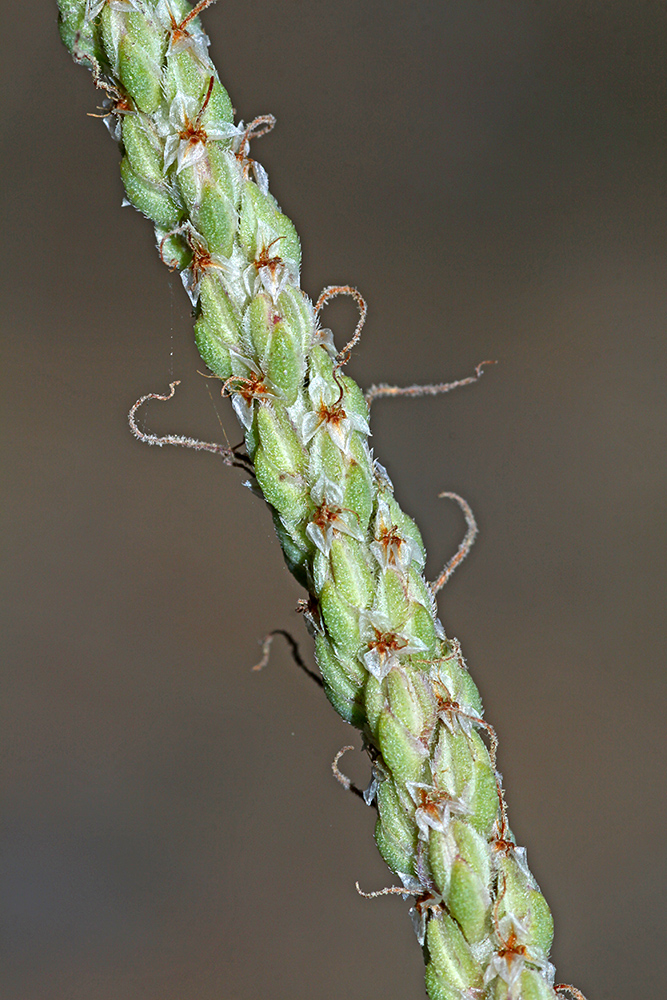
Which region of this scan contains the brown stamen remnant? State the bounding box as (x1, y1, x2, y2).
(413, 890, 443, 917)
(432, 680, 499, 768)
(316, 399, 346, 432)
(158, 225, 224, 286)
(253, 235, 285, 272)
(72, 34, 134, 122)
(177, 75, 215, 157)
(87, 88, 133, 121)
(368, 628, 409, 659)
(311, 500, 344, 532)
(375, 521, 405, 566)
(221, 371, 273, 404)
(413, 784, 455, 823)
(497, 928, 529, 963)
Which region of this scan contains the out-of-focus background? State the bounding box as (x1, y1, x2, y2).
(2, 2, 665, 998)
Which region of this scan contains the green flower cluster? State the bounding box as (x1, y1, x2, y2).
(58, 3, 567, 998)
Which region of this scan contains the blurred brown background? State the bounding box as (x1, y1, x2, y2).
(2, 2, 665, 998)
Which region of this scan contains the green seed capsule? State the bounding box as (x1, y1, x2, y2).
(435, 646, 485, 718)
(121, 114, 163, 183)
(342, 459, 373, 533)
(386, 668, 426, 735)
(238, 183, 280, 261)
(496, 854, 554, 956)
(246, 293, 274, 358)
(329, 536, 374, 610)
(118, 34, 163, 114)
(272, 513, 310, 588)
(194, 316, 232, 380)
(277, 286, 314, 356)
(120, 157, 181, 228)
(375, 776, 418, 875)
(406, 601, 438, 656)
(448, 859, 488, 941)
(252, 445, 311, 523)
(515, 970, 558, 1000)
(266, 326, 304, 406)
(164, 49, 208, 105)
(425, 913, 483, 998)
(207, 144, 243, 205)
(318, 580, 361, 658)
(256, 404, 306, 477)
(308, 429, 345, 485)
(374, 567, 410, 628)
(195, 183, 237, 258)
(199, 272, 241, 344)
(314, 635, 365, 727)
(447, 836, 491, 943)
(339, 373, 370, 426)
(377, 707, 428, 786)
(364, 674, 385, 737)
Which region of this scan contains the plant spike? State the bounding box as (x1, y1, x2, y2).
(57, 3, 586, 999)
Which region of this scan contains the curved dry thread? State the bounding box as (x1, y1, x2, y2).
(239, 113, 277, 152)
(331, 745, 365, 800)
(252, 629, 324, 688)
(315, 285, 368, 370)
(129, 381, 237, 463)
(428, 492, 479, 595)
(355, 882, 410, 899)
(365, 359, 496, 407)
(555, 987, 589, 1000)
(178, 0, 219, 31)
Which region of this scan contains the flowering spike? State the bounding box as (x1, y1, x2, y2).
(57, 4, 585, 999)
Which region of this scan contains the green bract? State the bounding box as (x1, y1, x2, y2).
(58, 3, 569, 998)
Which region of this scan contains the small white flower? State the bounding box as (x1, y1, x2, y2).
(155, 0, 212, 64)
(299, 375, 369, 454)
(406, 780, 469, 840)
(225, 352, 277, 429)
(159, 93, 241, 174)
(241, 234, 299, 303)
(484, 915, 551, 999)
